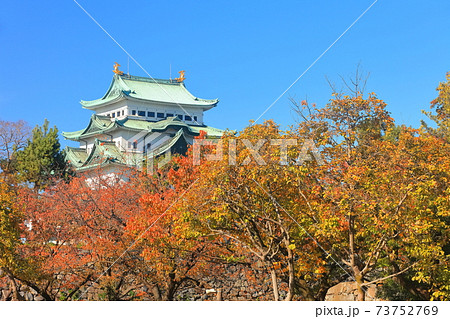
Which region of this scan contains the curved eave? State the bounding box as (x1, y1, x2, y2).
(126, 117, 224, 137)
(65, 127, 117, 141)
(144, 117, 200, 136)
(81, 94, 218, 111)
(189, 126, 224, 138)
(62, 129, 86, 141)
(121, 94, 218, 110)
(154, 125, 198, 136)
(151, 124, 223, 138)
(81, 94, 127, 109)
(64, 122, 146, 141)
(80, 75, 123, 109)
(179, 82, 219, 109)
(80, 94, 217, 110)
(114, 119, 152, 132)
(63, 115, 116, 141)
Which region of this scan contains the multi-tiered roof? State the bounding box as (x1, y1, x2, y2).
(80, 74, 219, 110)
(63, 70, 223, 173)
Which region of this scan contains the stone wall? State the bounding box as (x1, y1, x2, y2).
(0, 262, 283, 301)
(0, 282, 44, 301)
(174, 264, 279, 301)
(1, 268, 382, 301)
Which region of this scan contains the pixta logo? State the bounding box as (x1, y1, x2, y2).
(129, 127, 324, 174)
(192, 138, 324, 166)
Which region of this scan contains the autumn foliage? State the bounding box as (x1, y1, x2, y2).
(1, 73, 450, 301)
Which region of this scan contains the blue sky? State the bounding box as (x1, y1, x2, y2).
(1, 0, 449, 148)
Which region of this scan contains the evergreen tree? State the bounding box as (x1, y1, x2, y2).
(15, 119, 66, 190)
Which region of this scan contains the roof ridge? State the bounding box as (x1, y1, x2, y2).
(119, 74, 179, 85)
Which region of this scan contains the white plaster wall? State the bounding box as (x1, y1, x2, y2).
(94, 99, 205, 124)
(84, 165, 133, 188)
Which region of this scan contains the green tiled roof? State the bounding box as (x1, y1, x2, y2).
(65, 139, 127, 172)
(80, 74, 219, 110)
(149, 128, 188, 158)
(63, 115, 114, 140)
(65, 147, 88, 168)
(65, 130, 191, 172)
(63, 115, 224, 141)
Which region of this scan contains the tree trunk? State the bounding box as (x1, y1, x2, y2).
(284, 244, 295, 301)
(355, 273, 365, 301)
(268, 263, 279, 301)
(164, 272, 177, 301)
(152, 285, 162, 301)
(349, 214, 365, 301)
(348, 213, 366, 301)
(296, 277, 315, 301)
(315, 285, 330, 301)
(216, 288, 222, 301)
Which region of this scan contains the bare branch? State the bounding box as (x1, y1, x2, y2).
(361, 263, 417, 287)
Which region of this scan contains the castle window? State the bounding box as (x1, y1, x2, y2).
(112, 113, 116, 118)
(157, 112, 164, 119)
(185, 115, 192, 121)
(117, 111, 120, 117)
(138, 111, 145, 117)
(132, 110, 136, 116)
(147, 111, 155, 117)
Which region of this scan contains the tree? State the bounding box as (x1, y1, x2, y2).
(126, 151, 234, 300)
(180, 89, 450, 301)
(0, 177, 38, 300)
(20, 173, 146, 300)
(0, 177, 23, 299)
(15, 119, 66, 190)
(0, 119, 31, 177)
(293, 92, 450, 300)
(422, 71, 450, 142)
(180, 123, 326, 300)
